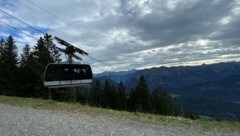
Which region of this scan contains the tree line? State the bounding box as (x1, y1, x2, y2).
(0, 34, 198, 119)
(83, 77, 182, 116)
(0, 34, 60, 97)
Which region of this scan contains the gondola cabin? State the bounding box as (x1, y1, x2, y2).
(43, 63, 93, 88)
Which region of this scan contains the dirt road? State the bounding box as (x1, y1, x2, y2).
(0, 104, 238, 136)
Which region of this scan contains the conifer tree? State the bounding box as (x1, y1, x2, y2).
(135, 75, 149, 112)
(18, 44, 39, 97)
(33, 37, 52, 66)
(0, 38, 3, 59)
(128, 87, 137, 111)
(184, 108, 199, 120)
(76, 89, 87, 104)
(0, 38, 5, 93)
(1, 36, 19, 95)
(20, 44, 31, 67)
(150, 88, 163, 114)
(103, 80, 117, 109)
(150, 87, 181, 116)
(32, 34, 61, 98)
(43, 34, 61, 62)
(117, 81, 127, 110)
(89, 80, 103, 107)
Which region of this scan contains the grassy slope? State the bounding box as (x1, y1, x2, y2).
(0, 95, 239, 133)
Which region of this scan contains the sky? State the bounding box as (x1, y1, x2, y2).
(0, 0, 240, 73)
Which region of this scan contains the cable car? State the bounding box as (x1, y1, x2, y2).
(43, 63, 93, 88)
(43, 36, 93, 88)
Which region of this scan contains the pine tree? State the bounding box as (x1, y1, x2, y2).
(1, 36, 19, 95)
(31, 37, 47, 97)
(149, 86, 181, 116)
(173, 104, 182, 116)
(117, 81, 127, 110)
(43, 34, 61, 62)
(18, 44, 39, 97)
(89, 80, 103, 107)
(128, 87, 137, 111)
(0, 38, 4, 58)
(103, 80, 117, 109)
(135, 75, 150, 112)
(33, 34, 60, 66)
(0, 38, 5, 93)
(159, 91, 172, 115)
(2, 36, 19, 67)
(20, 44, 31, 67)
(31, 34, 60, 98)
(150, 88, 163, 114)
(76, 89, 87, 104)
(184, 108, 199, 120)
(33, 37, 52, 66)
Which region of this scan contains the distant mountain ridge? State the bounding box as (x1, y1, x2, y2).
(95, 61, 240, 120)
(96, 62, 240, 91)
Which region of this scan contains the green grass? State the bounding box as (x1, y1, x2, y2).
(0, 95, 239, 133)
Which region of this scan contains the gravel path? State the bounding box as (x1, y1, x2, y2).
(0, 104, 239, 136)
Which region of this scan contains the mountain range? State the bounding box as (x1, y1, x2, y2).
(95, 62, 240, 120)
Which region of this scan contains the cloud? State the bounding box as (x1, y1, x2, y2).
(0, 0, 240, 73)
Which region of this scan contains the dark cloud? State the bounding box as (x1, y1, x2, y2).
(1, 0, 240, 73)
(127, 0, 234, 46)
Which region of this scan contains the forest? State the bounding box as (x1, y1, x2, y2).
(0, 34, 198, 119)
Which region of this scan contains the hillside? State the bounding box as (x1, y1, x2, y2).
(173, 75, 240, 120)
(173, 74, 240, 101)
(95, 62, 240, 120)
(0, 95, 239, 135)
(96, 62, 240, 91)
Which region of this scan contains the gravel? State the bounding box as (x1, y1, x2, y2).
(0, 104, 239, 136)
